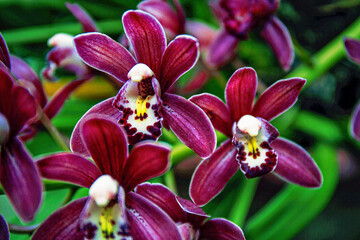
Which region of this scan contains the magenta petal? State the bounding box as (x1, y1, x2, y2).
(190, 140, 238, 206)
(181, 69, 209, 94)
(199, 218, 245, 240)
(205, 30, 239, 69)
(36, 153, 101, 188)
(0, 215, 9, 240)
(70, 97, 122, 156)
(186, 20, 218, 50)
(272, 138, 323, 188)
(122, 142, 170, 192)
(252, 78, 306, 121)
(225, 67, 257, 122)
(261, 17, 294, 71)
(44, 76, 91, 120)
(161, 93, 216, 158)
(176, 197, 209, 227)
(344, 38, 360, 65)
(74, 33, 136, 83)
(65, 2, 98, 32)
(32, 198, 87, 240)
(80, 115, 128, 182)
(135, 183, 187, 223)
(126, 192, 182, 240)
(351, 102, 360, 141)
(159, 35, 199, 93)
(0, 139, 42, 222)
(122, 10, 166, 78)
(190, 93, 233, 137)
(0, 33, 10, 69)
(10, 55, 47, 107)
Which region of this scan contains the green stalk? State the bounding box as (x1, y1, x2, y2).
(286, 17, 360, 87)
(164, 170, 178, 195)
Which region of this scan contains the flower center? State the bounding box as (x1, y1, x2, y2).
(0, 113, 10, 145)
(89, 175, 119, 207)
(236, 115, 262, 156)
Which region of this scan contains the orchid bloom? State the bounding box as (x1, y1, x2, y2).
(71, 10, 216, 158)
(344, 38, 360, 142)
(0, 64, 42, 221)
(34, 115, 183, 240)
(42, 3, 97, 81)
(189, 67, 322, 206)
(136, 183, 245, 240)
(207, 0, 294, 70)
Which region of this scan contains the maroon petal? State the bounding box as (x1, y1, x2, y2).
(0, 214, 9, 240)
(122, 142, 170, 192)
(159, 35, 199, 93)
(225, 67, 257, 122)
(126, 192, 182, 240)
(0, 33, 10, 69)
(252, 78, 306, 121)
(344, 38, 360, 65)
(36, 153, 101, 188)
(205, 30, 239, 69)
(186, 20, 218, 50)
(176, 197, 209, 227)
(10, 55, 47, 107)
(80, 115, 128, 182)
(0, 139, 42, 222)
(272, 137, 323, 188)
(70, 97, 122, 156)
(199, 218, 245, 240)
(261, 17, 294, 71)
(135, 183, 187, 223)
(65, 2, 98, 32)
(190, 93, 233, 137)
(32, 198, 87, 240)
(74, 33, 136, 83)
(122, 10, 166, 78)
(190, 140, 238, 206)
(161, 93, 216, 158)
(181, 69, 209, 94)
(44, 76, 91, 120)
(351, 102, 360, 141)
(138, 0, 182, 38)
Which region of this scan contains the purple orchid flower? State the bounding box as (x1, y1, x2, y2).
(42, 3, 97, 82)
(0, 214, 9, 240)
(207, 0, 294, 71)
(71, 10, 216, 158)
(136, 183, 245, 240)
(0, 64, 42, 221)
(33, 114, 182, 240)
(344, 38, 360, 141)
(189, 67, 322, 206)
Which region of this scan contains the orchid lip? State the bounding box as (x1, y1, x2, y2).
(128, 63, 154, 83)
(89, 175, 119, 207)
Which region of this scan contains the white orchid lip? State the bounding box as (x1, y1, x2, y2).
(48, 33, 74, 47)
(128, 63, 154, 82)
(89, 175, 119, 207)
(237, 115, 262, 137)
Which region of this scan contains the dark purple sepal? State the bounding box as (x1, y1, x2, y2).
(36, 153, 102, 188)
(32, 198, 87, 240)
(176, 197, 209, 228)
(44, 76, 91, 120)
(10, 55, 47, 107)
(161, 93, 216, 158)
(70, 97, 122, 156)
(261, 17, 294, 71)
(272, 137, 323, 188)
(252, 78, 306, 121)
(65, 2, 98, 32)
(0, 33, 10, 69)
(74, 33, 136, 83)
(126, 192, 182, 240)
(0, 214, 9, 240)
(205, 30, 239, 69)
(122, 10, 166, 78)
(190, 140, 238, 206)
(199, 218, 245, 240)
(190, 93, 233, 137)
(225, 67, 257, 122)
(159, 35, 199, 93)
(80, 115, 128, 183)
(122, 142, 170, 192)
(350, 102, 360, 141)
(344, 38, 360, 65)
(0, 139, 42, 222)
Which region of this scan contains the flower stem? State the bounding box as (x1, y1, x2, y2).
(164, 170, 178, 195)
(9, 223, 39, 234)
